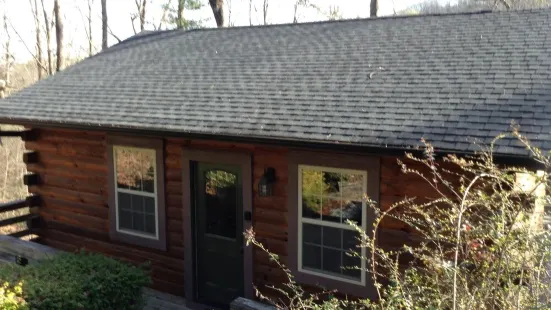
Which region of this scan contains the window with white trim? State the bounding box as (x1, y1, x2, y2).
(298, 165, 367, 285)
(113, 146, 158, 239)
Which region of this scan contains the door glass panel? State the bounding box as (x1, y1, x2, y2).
(204, 170, 238, 238)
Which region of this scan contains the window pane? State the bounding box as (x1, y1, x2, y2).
(322, 248, 342, 274)
(303, 244, 321, 270)
(118, 192, 131, 211)
(132, 213, 145, 232)
(342, 200, 362, 225)
(119, 210, 132, 230)
(322, 226, 342, 249)
(341, 173, 364, 200)
(144, 214, 156, 235)
(321, 198, 341, 223)
(322, 172, 340, 198)
(343, 230, 360, 252)
(144, 197, 155, 214)
(303, 223, 321, 245)
(302, 196, 321, 219)
(342, 255, 361, 279)
(302, 169, 322, 197)
(115, 147, 155, 193)
(204, 170, 237, 238)
(131, 195, 144, 213)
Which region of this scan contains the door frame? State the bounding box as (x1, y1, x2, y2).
(182, 148, 253, 308)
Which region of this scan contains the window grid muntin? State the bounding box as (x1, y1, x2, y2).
(114, 146, 159, 240)
(298, 165, 367, 285)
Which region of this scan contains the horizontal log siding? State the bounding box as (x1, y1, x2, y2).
(26, 129, 185, 296)
(25, 128, 441, 300)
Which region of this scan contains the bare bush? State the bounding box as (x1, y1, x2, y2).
(246, 130, 551, 309)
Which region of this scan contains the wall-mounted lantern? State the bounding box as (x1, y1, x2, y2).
(258, 167, 276, 197)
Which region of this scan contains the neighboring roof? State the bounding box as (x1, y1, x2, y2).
(1, 9, 551, 157)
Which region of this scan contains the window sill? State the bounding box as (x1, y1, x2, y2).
(110, 228, 167, 251)
(293, 268, 377, 299)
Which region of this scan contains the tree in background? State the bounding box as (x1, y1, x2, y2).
(169, 0, 204, 30)
(54, 0, 63, 72)
(40, 0, 53, 75)
(2, 3, 12, 96)
(263, 0, 268, 24)
(29, 0, 43, 79)
(131, 0, 148, 34)
(370, 0, 378, 17)
(87, 0, 94, 56)
(209, 0, 227, 27)
(101, 0, 107, 50)
(410, 0, 550, 14)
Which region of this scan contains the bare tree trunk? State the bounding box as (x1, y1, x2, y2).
(30, 0, 43, 79)
(87, 0, 93, 56)
(370, 0, 378, 17)
(132, 0, 147, 32)
(2, 12, 10, 97)
(177, 0, 185, 29)
(40, 0, 53, 75)
(141, 0, 146, 31)
(54, 0, 63, 72)
(249, 0, 252, 26)
(101, 0, 107, 50)
(263, 0, 268, 25)
(209, 0, 227, 27)
(134, 0, 146, 31)
(157, 0, 170, 30)
(227, 0, 232, 26)
(293, 1, 299, 23)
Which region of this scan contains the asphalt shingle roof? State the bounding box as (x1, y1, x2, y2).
(1, 9, 551, 157)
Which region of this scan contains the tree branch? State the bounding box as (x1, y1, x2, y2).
(6, 18, 48, 72)
(107, 24, 122, 43)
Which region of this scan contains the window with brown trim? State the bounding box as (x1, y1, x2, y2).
(288, 151, 380, 299)
(107, 136, 166, 251)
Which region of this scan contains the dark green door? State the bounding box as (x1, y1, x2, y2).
(194, 162, 244, 307)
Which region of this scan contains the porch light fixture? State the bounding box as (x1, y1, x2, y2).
(258, 167, 276, 197)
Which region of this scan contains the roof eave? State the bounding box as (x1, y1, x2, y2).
(1, 118, 541, 169)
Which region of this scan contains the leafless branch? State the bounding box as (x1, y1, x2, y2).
(6, 18, 48, 72)
(107, 24, 122, 43)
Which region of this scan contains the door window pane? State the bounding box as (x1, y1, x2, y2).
(204, 170, 238, 238)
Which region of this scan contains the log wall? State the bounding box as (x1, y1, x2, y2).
(25, 127, 438, 299)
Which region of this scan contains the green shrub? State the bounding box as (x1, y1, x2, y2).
(0, 251, 150, 310)
(0, 281, 28, 310)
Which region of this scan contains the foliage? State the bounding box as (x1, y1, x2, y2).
(164, 0, 205, 30)
(246, 130, 551, 309)
(0, 281, 27, 310)
(0, 251, 151, 310)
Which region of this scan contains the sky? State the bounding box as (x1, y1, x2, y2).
(0, 0, 443, 63)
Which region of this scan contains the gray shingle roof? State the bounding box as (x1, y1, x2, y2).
(1, 9, 551, 157)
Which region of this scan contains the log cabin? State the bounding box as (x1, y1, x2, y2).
(0, 8, 550, 309)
